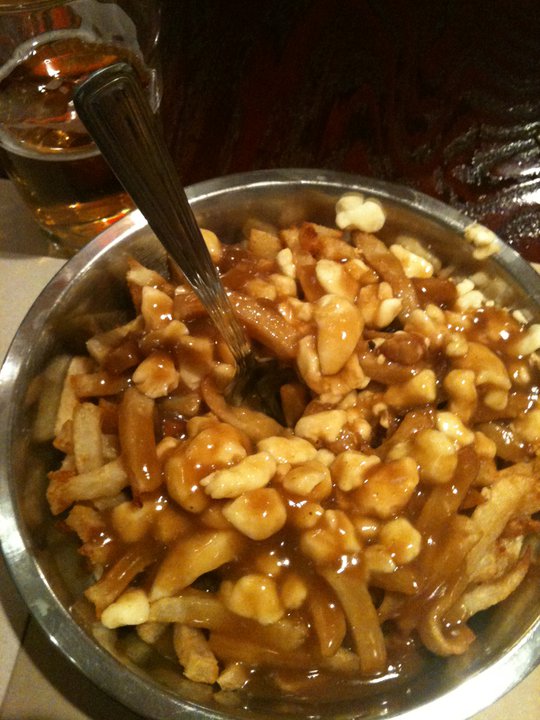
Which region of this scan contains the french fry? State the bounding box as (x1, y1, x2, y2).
(400, 515, 480, 631)
(307, 581, 347, 657)
(52, 419, 73, 454)
(98, 398, 119, 433)
(376, 407, 434, 459)
(466, 463, 536, 581)
(279, 382, 309, 427)
(101, 587, 150, 629)
(321, 648, 361, 673)
(464, 536, 524, 585)
(418, 600, 476, 657)
(118, 387, 162, 498)
(126, 258, 175, 310)
(448, 549, 531, 624)
(243, 616, 309, 653)
(32, 354, 73, 442)
(369, 566, 419, 596)
(521, 459, 540, 516)
(228, 291, 301, 361)
(65, 503, 106, 542)
(150, 590, 232, 628)
(102, 338, 142, 375)
(72, 370, 129, 398)
(172, 289, 205, 321)
(201, 377, 285, 443)
(73, 402, 103, 474)
(320, 567, 387, 676)
(412, 521, 478, 656)
(415, 445, 479, 543)
(135, 622, 175, 664)
(86, 316, 144, 363)
(173, 625, 219, 685)
(65, 504, 113, 565)
(150, 530, 244, 601)
(295, 253, 325, 302)
(208, 633, 314, 670)
(217, 661, 250, 691)
(136, 621, 168, 645)
(47, 457, 128, 515)
(150, 591, 308, 651)
(357, 340, 418, 384)
(85, 540, 159, 616)
(247, 227, 282, 259)
(353, 231, 419, 317)
(55, 356, 97, 435)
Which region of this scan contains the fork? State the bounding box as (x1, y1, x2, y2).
(74, 62, 287, 423)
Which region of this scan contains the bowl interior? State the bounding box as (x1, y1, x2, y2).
(1, 169, 539, 720)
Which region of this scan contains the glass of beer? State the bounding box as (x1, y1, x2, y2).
(0, 0, 162, 257)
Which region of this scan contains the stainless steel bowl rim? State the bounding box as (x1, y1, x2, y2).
(1, 168, 539, 720)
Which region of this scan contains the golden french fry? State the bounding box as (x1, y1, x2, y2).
(464, 536, 524, 585)
(353, 231, 419, 317)
(449, 549, 531, 624)
(208, 633, 313, 669)
(320, 567, 387, 676)
(247, 227, 282, 259)
(467, 464, 536, 581)
(173, 625, 220, 684)
(150, 591, 308, 652)
(414, 516, 480, 656)
(136, 621, 168, 645)
(65, 504, 113, 565)
(201, 377, 285, 443)
(150, 530, 244, 601)
(86, 316, 144, 363)
(85, 540, 159, 615)
(52, 419, 73, 455)
(369, 566, 419, 596)
(307, 582, 347, 657)
(72, 370, 129, 398)
(228, 291, 300, 361)
(217, 661, 250, 691)
(32, 354, 73, 442)
(47, 457, 128, 515)
(118, 386, 162, 498)
(149, 591, 232, 627)
(73, 402, 103, 474)
(418, 604, 476, 657)
(101, 588, 150, 629)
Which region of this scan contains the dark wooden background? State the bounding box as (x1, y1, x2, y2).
(158, 0, 540, 263)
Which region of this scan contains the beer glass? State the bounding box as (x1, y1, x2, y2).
(0, 0, 161, 256)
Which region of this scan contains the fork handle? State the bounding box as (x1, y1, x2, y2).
(74, 62, 251, 362)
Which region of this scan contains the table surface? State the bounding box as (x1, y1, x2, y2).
(159, 0, 540, 265)
(0, 179, 539, 718)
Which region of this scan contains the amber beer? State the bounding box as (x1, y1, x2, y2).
(0, 34, 145, 254)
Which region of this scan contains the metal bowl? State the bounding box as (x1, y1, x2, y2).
(1, 169, 539, 720)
